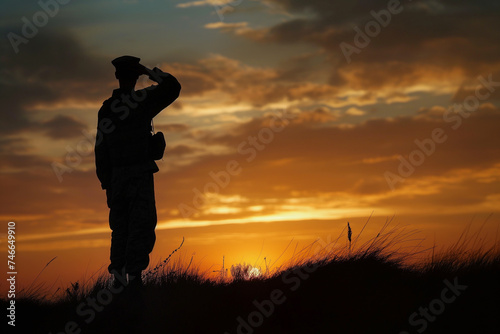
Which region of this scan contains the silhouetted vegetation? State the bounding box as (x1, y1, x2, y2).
(4, 221, 499, 334)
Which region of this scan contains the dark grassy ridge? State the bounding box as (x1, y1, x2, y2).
(6, 249, 500, 333)
(4, 226, 500, 334)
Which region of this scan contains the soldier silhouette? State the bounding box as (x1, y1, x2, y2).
(94, 56, 181, 287)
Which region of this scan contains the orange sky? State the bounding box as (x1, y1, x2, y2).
(1, 0, 500, 296)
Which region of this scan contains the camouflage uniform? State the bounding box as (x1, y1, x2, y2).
(95, 66, 181, 275)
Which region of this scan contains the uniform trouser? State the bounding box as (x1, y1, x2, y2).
(106, 170, 157, 275)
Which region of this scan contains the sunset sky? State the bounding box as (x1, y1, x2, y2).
(1, 0, 500, 294)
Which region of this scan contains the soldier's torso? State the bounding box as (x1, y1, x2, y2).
(99, 91, 153, 168)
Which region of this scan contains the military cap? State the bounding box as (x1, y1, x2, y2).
(112, 55, 143, 78)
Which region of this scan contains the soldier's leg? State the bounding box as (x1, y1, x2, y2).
(107, 175, 131, 274)
(125, 172, 157, 276)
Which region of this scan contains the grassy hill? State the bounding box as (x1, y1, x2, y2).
(4, 224, 500, 334)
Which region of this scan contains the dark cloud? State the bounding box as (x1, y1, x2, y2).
(451, 72, 500, 103)
(0, 136, 49, 170)
(40, 115, 88, 140)
(0, 153, 49, 170)
(0, 28, 114, 136)
(156, 123, 189, 132)
(168, 54, 341, 107)
(167, 144, 201, 156)
(236, 0, 500, 89)
(3, 28, 109, 83)
(163, 62, 217, 97)
(0, 79, 58, 134)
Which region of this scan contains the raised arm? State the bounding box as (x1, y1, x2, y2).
(140, 66, 181, 119)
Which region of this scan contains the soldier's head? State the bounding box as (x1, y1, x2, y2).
(112, 55, 142, 91)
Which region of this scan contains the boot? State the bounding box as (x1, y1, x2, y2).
(128, 271, 143, 289)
